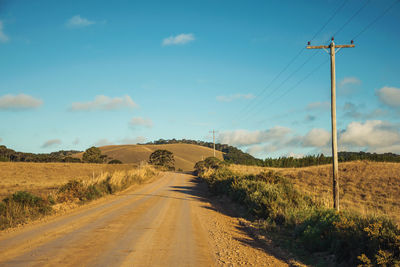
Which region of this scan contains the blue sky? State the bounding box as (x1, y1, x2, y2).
(0, 0, 399, 158)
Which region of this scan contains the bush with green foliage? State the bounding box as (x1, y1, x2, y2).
(82, 146, 107, 163)
(148, 149, 175, 170)
(108, 159, 123, 164)
(195, 157, 400, 266)
(0, 191, 52, 229)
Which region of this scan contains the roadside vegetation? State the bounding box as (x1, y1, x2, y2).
(0, 164, 158, 230)
(195, 157, 400, 266)
(230, 161, 400, 224)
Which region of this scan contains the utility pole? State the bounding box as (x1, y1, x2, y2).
(307, 37, 354, 211)
(209, 130, 217, 157)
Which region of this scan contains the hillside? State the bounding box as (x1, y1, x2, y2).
(76, 143, 223, 171)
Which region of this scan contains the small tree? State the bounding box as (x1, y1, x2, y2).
(82, 147, 106, 163)
(148, 149, 175, 170)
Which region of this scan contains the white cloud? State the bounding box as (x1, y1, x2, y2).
(42, 139, 62, 148)
(0, 94, 43, 111)
(339, 77, 361, 87)
(376, 86, 400, 108)
(70, 95, 137, 111)
(66, 15, 95, 28)
(306, 101, 330, 111)
(340, 120, 400, 148)
(0, 21, 9, 43)
(217, 126, 291, 146)
(216, 93, 255, 102)
(162, 33, 195, 46)
(302, 128, 331, 147)
(129, 117, 153, 128)
(73, 138, 80, 145)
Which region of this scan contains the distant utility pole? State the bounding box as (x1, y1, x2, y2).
(209, 130, 217, 157)
(307, 37, 355, 212)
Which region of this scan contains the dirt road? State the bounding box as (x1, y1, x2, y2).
(0, 172, 290, 266)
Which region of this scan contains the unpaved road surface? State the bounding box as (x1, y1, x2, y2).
(0, 172, 290, 266)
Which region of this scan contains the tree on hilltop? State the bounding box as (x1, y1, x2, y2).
(82, 147, 107, 163)
(148, 150, 175, 170)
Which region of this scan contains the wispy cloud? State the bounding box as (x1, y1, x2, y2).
(376, 86, 400, 108)
(42, 139, 62, 148)
(118, 136, 147, 144)
(342, 102, 387, 119)
(0, 94, 43, 111)
(306, 101, 330, 111)
(66, 15, 95, 28)
(218, 126, 292, 147)
(129, 117, 153, 128)
(70, 95, 138, 111)
(0, 20, 9, 43)
(216, 93, 255, 102)
(338, 77, 361, 95)
(94, 138, 113, 147)
(304, 115, 316, 122)
(162, 33, 195, 46)
(339, 77, 361, 87)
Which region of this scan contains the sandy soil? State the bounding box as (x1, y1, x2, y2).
(0, 172, 290, 266)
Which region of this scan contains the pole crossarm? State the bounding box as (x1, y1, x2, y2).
(307, 45, 330, 49)
(335, 44, 355, 48)
(307, 44, 355, 49)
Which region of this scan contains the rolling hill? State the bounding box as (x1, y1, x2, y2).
(75, 143, 223, 171)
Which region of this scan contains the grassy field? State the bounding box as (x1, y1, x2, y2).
(229, 161, 400, 224)
(0, 162, 138, 200)
(74, 143, 224, 171)
(0, 162, 158, 229)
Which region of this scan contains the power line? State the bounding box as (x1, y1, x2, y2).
(263, 58, 329, 115)
(237, 0, 349, 117)
(239, 47, 305, 115)
(248, 0, 389, 122)
(310, 0, 350, 41)
(352, 0, 400, 40)
(333, 0, 371, 38)
(240, 51, 319, 121)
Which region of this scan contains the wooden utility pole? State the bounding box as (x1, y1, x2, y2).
(209, 130, 217, 157)
(307, 37, 354, 211)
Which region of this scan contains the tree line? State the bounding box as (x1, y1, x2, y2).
(0, 145, 116, 164)
(145, 139, 400, 167)
(0, 145, 82, 163)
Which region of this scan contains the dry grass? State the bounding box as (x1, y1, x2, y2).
(73, 143, 224, 171)
(229, 161, 400, 224)
(0, 162, 138, 200)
